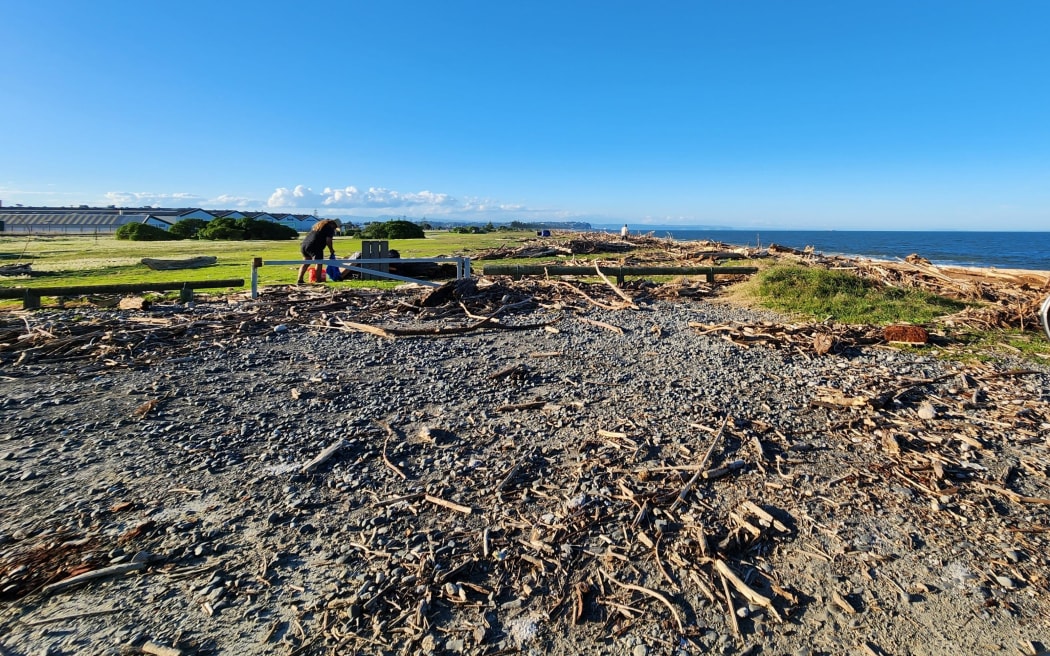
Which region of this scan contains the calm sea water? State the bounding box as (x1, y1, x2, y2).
(637, 229, 1050, 271)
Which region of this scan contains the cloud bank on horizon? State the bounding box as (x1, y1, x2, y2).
(97, 184, 572, 221)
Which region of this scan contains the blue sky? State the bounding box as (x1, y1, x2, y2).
(2, 1, 1048, 230)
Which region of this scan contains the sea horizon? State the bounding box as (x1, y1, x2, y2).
(591, 226, 1050, 272)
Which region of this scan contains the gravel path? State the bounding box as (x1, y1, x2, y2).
(2, 287, 1049, 656)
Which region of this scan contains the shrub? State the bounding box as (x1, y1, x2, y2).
(115, 222, 175, 241)
(361, 220, 425, 240)
(168, 218, 208, 239)
(237, 217, 298, 240)
(198, 217, 243, 241)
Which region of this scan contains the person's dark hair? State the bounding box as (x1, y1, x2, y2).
(312, 219, 338, 233)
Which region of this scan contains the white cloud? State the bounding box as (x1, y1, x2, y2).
(267, 185, 325, 209)
(267, 185, 458, 210)
(104, 191, 206, 207)
(93, 183, 581, 223)
(209, 194, 263, 209)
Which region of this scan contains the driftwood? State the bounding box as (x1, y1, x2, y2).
(670, 416, 729, 511)
(0, 263, 33, 276)
(141, 642, 184, 656)
(140, 256, 217, 270)
(301, 439, 345, 473)
(42, 560, 151, 595)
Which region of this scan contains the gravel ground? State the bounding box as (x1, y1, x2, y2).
(1, 286, 1049, 656)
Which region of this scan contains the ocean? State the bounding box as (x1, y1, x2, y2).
(619, 229, 1050, 272)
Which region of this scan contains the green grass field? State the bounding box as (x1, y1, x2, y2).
(0, 230, 536, 293)
(0, 230, 581, 310)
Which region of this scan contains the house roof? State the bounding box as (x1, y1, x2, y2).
(0, 206, 203, 217)
(0, 212, 161, 226)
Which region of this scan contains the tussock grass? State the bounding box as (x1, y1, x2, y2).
(738, 264, 967, 325)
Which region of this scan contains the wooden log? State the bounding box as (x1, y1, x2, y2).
(336, 320, 395, 339)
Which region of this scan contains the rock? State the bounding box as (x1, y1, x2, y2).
(917, 402, 937, 420)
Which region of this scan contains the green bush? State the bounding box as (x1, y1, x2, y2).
(115, 222, 176, 241)
(198, 217, 242, 241)
(200, 226, 246, 240)
(361, 220, 425, 240)
(237, 217, 298, 240)
(168, 218, 208, 239)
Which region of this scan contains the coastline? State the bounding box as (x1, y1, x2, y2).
(616, 228, 1050, 273)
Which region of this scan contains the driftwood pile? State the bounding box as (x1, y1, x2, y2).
(847, 256, 1050, 332)
(478, 231, 1050, 333)
(0, 275, 738, 369)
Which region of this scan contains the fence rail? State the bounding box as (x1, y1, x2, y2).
(0, 279, 245, 309)
(250, 257, 471, 298)
(481, 264, 758, 284)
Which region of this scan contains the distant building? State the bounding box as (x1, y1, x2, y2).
(0, 210, 173, 234)
(0, 206, 319, 235)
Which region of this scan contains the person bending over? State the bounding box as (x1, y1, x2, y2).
(297, 219, 338, 284)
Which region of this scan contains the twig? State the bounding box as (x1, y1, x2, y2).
(720, 568, 743, 645)
(375, 421, 408, 480)
(424, 494, 474, 515)
(670, 416, 729, 511)
(579, 316, 625, 335)
(498, 459, 526, 491)
(977, 482, 1050, 506)
(332, 319, 395, 339)
(142, 642, 183, 656)
(373, 492, 425, 507)
(601, 569, 684, 633)
(548, 279, 625, 311)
